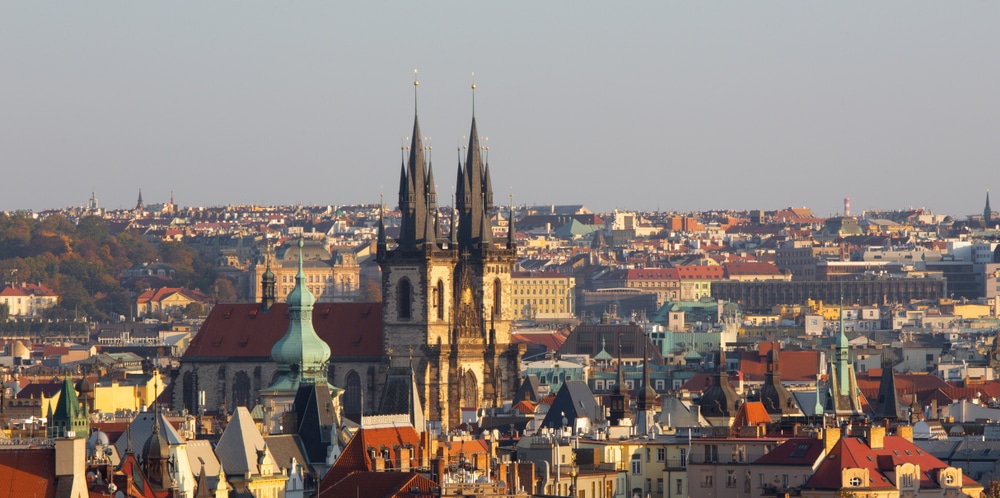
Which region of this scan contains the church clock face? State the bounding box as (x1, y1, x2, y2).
(462, 287, 473, 305)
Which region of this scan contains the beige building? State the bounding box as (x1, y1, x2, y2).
(0, 283, 58, 318)
(511, 271, 576, 319)
(250, 239, 361, 303)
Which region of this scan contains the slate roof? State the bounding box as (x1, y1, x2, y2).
(182, 302, 382, 361)
(754, 437, 825, 465)
(215, 406, 278, 476)
(540, 381, 599, 429)
(263, 434, 313, 474)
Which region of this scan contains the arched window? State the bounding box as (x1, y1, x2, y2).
(232, 371, 252, 408)
(493, 279, 502, 317)
(436, 280, 445, 320)
(182, 370, 198, 414)
(344, 370, 362, 417)
(461, 370, 478, 409)
(398, 278, 412, 319)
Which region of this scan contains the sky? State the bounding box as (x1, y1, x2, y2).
(2, 2, 998, 218)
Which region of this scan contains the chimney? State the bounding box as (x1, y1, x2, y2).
(898, 425, 913, 442)
(55, 437, 88, 497)
(867, 426, 885, 450)
(824, 427, 841, 454)
(399, 447, 411, 472)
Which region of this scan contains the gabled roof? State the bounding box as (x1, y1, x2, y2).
(805, 435, 979, 491)
(731, 401, 771, 429)
(738, 349, 822, 383)
(215, 406, 277, 476)
(182, 302, 383, 361)
(321, 425, 422, 488)
(540, 381, 599, 429)
(316, 471, 438, 498)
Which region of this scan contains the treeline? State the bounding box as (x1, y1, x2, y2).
(0, 212, 223, 322)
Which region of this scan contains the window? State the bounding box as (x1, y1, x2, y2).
(849, 476, 862, 487)
(656, 448, 665, 462)
(397, 279, 412, 319)
(704, 444, 719, 463)
(676, 479, 683, 495)
(679, 448, 687, 467)
(631, 454, 641, 475)
(945, 474, 954, 485)
(701, 472, 713, 488)
(727, 470, 737, 488)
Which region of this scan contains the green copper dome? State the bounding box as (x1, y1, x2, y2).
(270, 239, 330, 383)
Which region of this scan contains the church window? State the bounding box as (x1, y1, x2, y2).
(436, 280, 445, 320)
(398, 279, 412, 319)
(232, 371, 252, 408)
(493, 279, 502, 316)
(344, 370, 362, 417)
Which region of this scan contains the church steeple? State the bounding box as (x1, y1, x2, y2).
(261, 244, 275, 312)
(269, 239, 331, 387)
(985, 189, 992, 226)
(394, 71, 441, 251)
(377, 195, 387, 259)
(636, 339, 657, 435)
(608, 333, 632, 427)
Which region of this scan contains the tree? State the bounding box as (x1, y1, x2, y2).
(984, 480, 1000, 498)
(361, 279, 382, 302)
(184, 302, 206, 317)
(210, 277, 237, 303)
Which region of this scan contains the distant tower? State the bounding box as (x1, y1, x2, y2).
(825, 298, 864, 417)
(635, 339, 657, 435)
(88, 191, 99, 211)
(607, 333, 633, 427)
(985, 189, 992, 226)
(136, 189, 144, 211)
(844, 197, 851, 217)
(260, 246, 276, 312)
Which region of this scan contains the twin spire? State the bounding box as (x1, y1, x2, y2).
(394, 72, 499, 252)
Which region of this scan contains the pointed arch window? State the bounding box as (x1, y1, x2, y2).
(398, 278, 412, 320)
(436, 280, 445, 320)
(493, 279, 502, 317)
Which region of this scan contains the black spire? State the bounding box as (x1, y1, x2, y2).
(377, 199, 387, 259)
(985, 189, 992, 226)
(608, 333, 632, 426)
(261, 245, 275, 312)
(507, 203, 515, 249)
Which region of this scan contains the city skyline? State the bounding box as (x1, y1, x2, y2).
(2, 2, 998, 217)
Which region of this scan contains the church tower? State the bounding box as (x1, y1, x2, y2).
(379, 75, 521, 429)
(825, 299, 864, 417)
(985, 189, 992, 227)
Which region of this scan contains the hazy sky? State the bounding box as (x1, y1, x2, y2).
(2, 2, 998, 217)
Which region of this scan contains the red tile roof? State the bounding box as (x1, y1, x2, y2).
(182, 302, 383, 361)
(317, 471, 438, 498)
(321, 425, 422, 488)
(806, 435, 978, 491)
(738, 349, 823, 383)
(731, 401, 771, 429)
(674, 265, 724, 280)
(723, 261, 783, 277)
(0, 448, 57, 498)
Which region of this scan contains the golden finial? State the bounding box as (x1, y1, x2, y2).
(471, 72, 477, 117)
(413, 69, 419, 115)
(414, 68, 419, 87)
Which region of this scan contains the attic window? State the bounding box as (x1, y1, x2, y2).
(240, 336, 249, 347)
(213, 337, 223, 347)
(361, 306, 371, 318)
(223, 309, 232, 319)
(249, 309, 258, 319)
(321, 307, 332, 318)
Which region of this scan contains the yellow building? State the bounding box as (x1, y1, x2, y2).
(511, 271, 576, 319)
(250, 239, 361, 303)
(92, 373, 167, 413)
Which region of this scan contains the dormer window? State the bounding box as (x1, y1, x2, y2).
(849, 476, 862, 487)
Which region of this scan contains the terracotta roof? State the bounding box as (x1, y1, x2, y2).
(731, 401, 771, 429)
(321, 425, 422, 488)
(316, 471, 438, 498)
(723, 261, 783, 277)
(0, 448, 56, 498)
(738, 349, 822, 383)
(805, 435, 979, 491)
(674, 265, 724, 280)
(182, 302, 383, 361)
(510, 400, 537, 414)
(511, 331, 567, 353)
